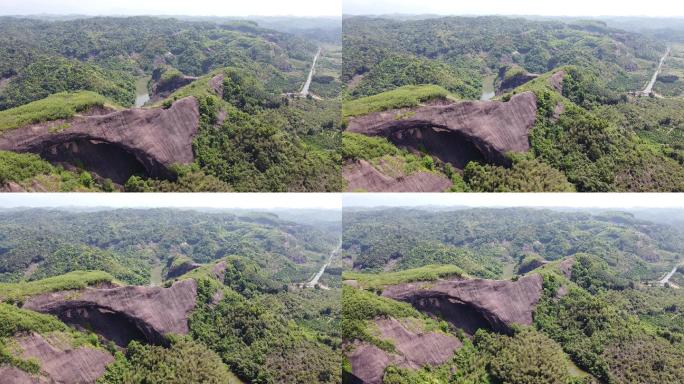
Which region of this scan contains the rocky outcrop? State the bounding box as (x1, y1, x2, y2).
(208, 74, 225, 97)
(518, 258, 548, 274)
(166, 260, 201, 279)
(0, 365, 49, 384)
(346, 92, 537, 167)
(23, 279, 198, 347)
(382, 274, 543, 334)
(343, 160, 452, 192)
(347, 343, 395, 384)
(559, 257, 575, 279)
(549, 70, 565, 93)
(4, 332, 114, 384)
(348, 318, 462, 384)
(375, 317, 462, 366)
(211, 260, 228, 282)
(150, 68, 198, 100)
(0, 97, 200, 183)
(498, 70, 539, 94)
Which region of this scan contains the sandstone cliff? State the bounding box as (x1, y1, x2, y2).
(23, 279, 198, 347)
(0, 332, 114, 384)
(0, 97, 200, 183)
(348, 317, 462, 384)
(381, 274, 543, 334)
(343, 160, 452, 192)
(346, 92, 537, 167)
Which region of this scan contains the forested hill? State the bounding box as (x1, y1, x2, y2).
(0, 208, 342, 383)
(0, 16, 344, 192)
(342, 207, 684, 282)
(0, 16, 317, 109)
(341, 207, 684, 383)
(343, 15, 664, 95)
(341, 16, 684, 192)
(0, 208, 340, 284)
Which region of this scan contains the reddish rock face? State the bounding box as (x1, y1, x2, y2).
(0, 365, 48, 384)
(151, 75, 198, 100)
(0, 97, 200, 183)
(499, 72, 539, 94)
(375, 317, 462, 367)
(381, 274, 544, 334)
(549, 70, 566, 93)
(6, 332, 114, 384)
(166, 260, 201, 279)
(346, 92, 538, 167)
(208, 74, 225, 97)
(23, 279, 198, 347)
(347, 318, 461, 384)
(347, 342, 394, 384)
(343, 160, 452, 192)
(559, 257, 575, 279)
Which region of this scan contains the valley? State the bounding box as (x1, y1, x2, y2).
(0, 207, 343, 383)
(341, 205, 684, 383)
(0, 16, 343, 192)
(341, 16, 684, 192)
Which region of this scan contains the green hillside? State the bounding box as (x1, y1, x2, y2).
(342, 207, 684, 383)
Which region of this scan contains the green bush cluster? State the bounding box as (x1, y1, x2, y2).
(0, 91, 109, 132)
(349, 55, 481, 99)
(0, 57, 134, 110)
(342, 84, 449, 118)
(98, 337, 238, 384)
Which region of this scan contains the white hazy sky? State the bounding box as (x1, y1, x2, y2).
(0, 0, 341, 17)
(344, 0, 684, 17)
(0, 193, 341, 209)
(343, 193, 684, 209)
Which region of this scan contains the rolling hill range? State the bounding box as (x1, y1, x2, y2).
(342, 16, 684, 192)
(341, 207, 684, 383)
(0, 208, 342, 383)
(0, 16, 343, 192)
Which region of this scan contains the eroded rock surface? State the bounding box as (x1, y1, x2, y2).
(559, 257, 575, 279)
(518, 258, 548, 274)
(8, 332, 113, 384)
(23, 279, 198, 347)
(343, 160, 452, 192)
(348, 342, 395, 384)
(209, 74, 225, 97)
(346, 92, 537, 167)
(0, 365, 48, 384)
(382, 274, 543, 334)
(549, 70, 566, 93)
(498, 71, 539, 94)
(0, 97, 200, 183)
(166, 260, 201, 279)
(376, 317, 462, 366)
(347, 318, 461, 384)
(150, 68, 199, 101)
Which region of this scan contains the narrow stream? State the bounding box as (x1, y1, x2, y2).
(134, 76, 151, 107)
(480, 74, 496, 101)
